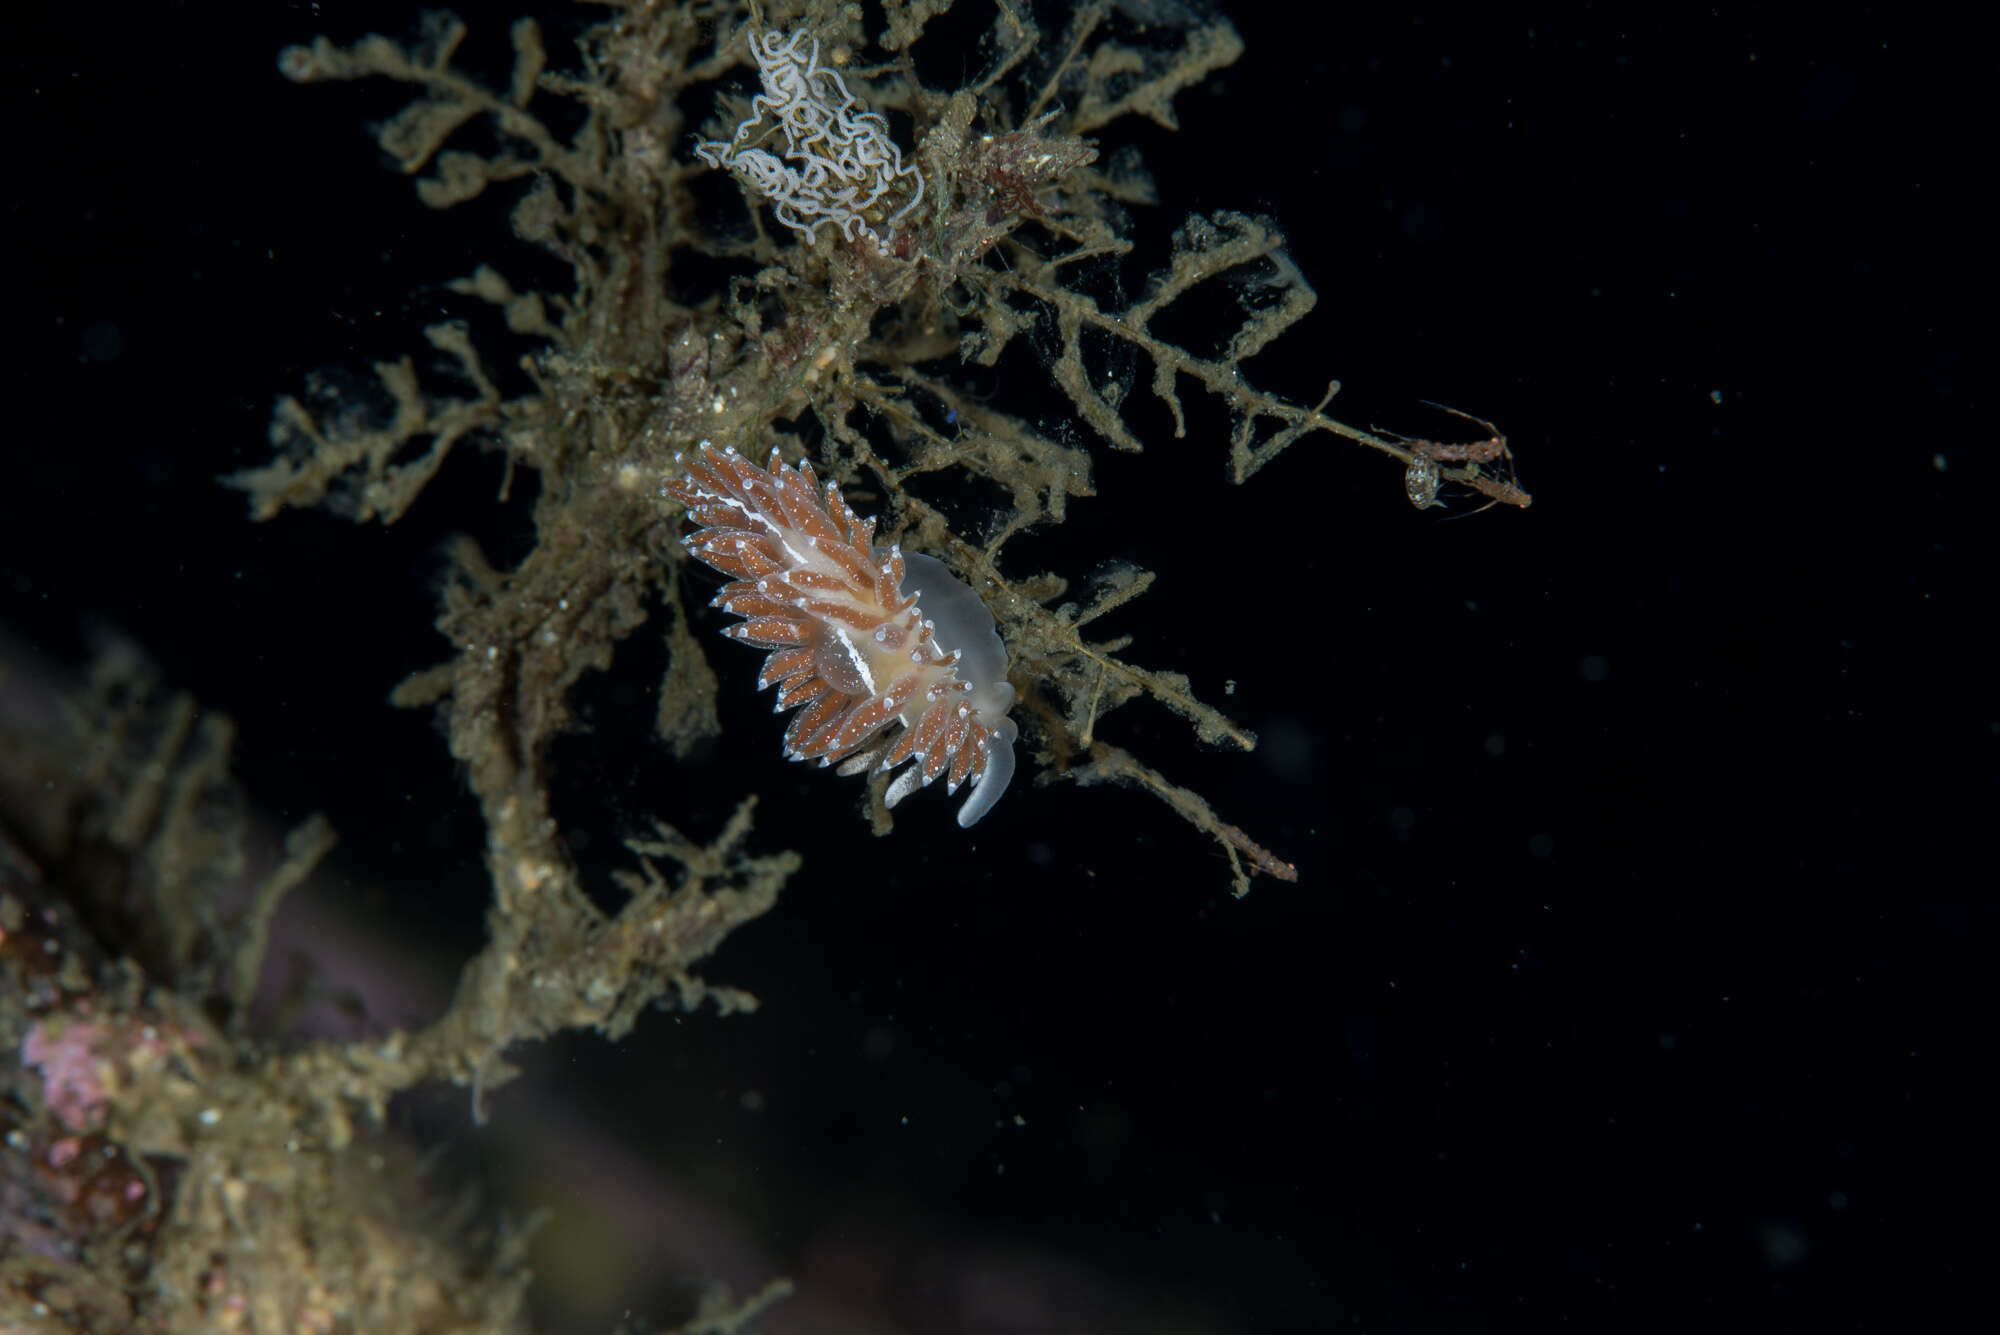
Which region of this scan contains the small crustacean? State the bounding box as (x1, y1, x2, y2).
(1389, 402, 1523, 512)
(661, 441, 1018, 826)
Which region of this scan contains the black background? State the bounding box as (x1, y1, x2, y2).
(2, 2, 1987, 1331)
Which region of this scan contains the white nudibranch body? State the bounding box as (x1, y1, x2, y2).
(893, 552, 1018, 826)
(661, 441, 1018, 826)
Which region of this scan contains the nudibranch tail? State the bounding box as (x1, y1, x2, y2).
(662, 441, 1018, 826)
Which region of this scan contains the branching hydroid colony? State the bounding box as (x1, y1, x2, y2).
(241, 1, 1530, 918)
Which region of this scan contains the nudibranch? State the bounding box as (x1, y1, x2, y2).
(662, 441, 1019, 826)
